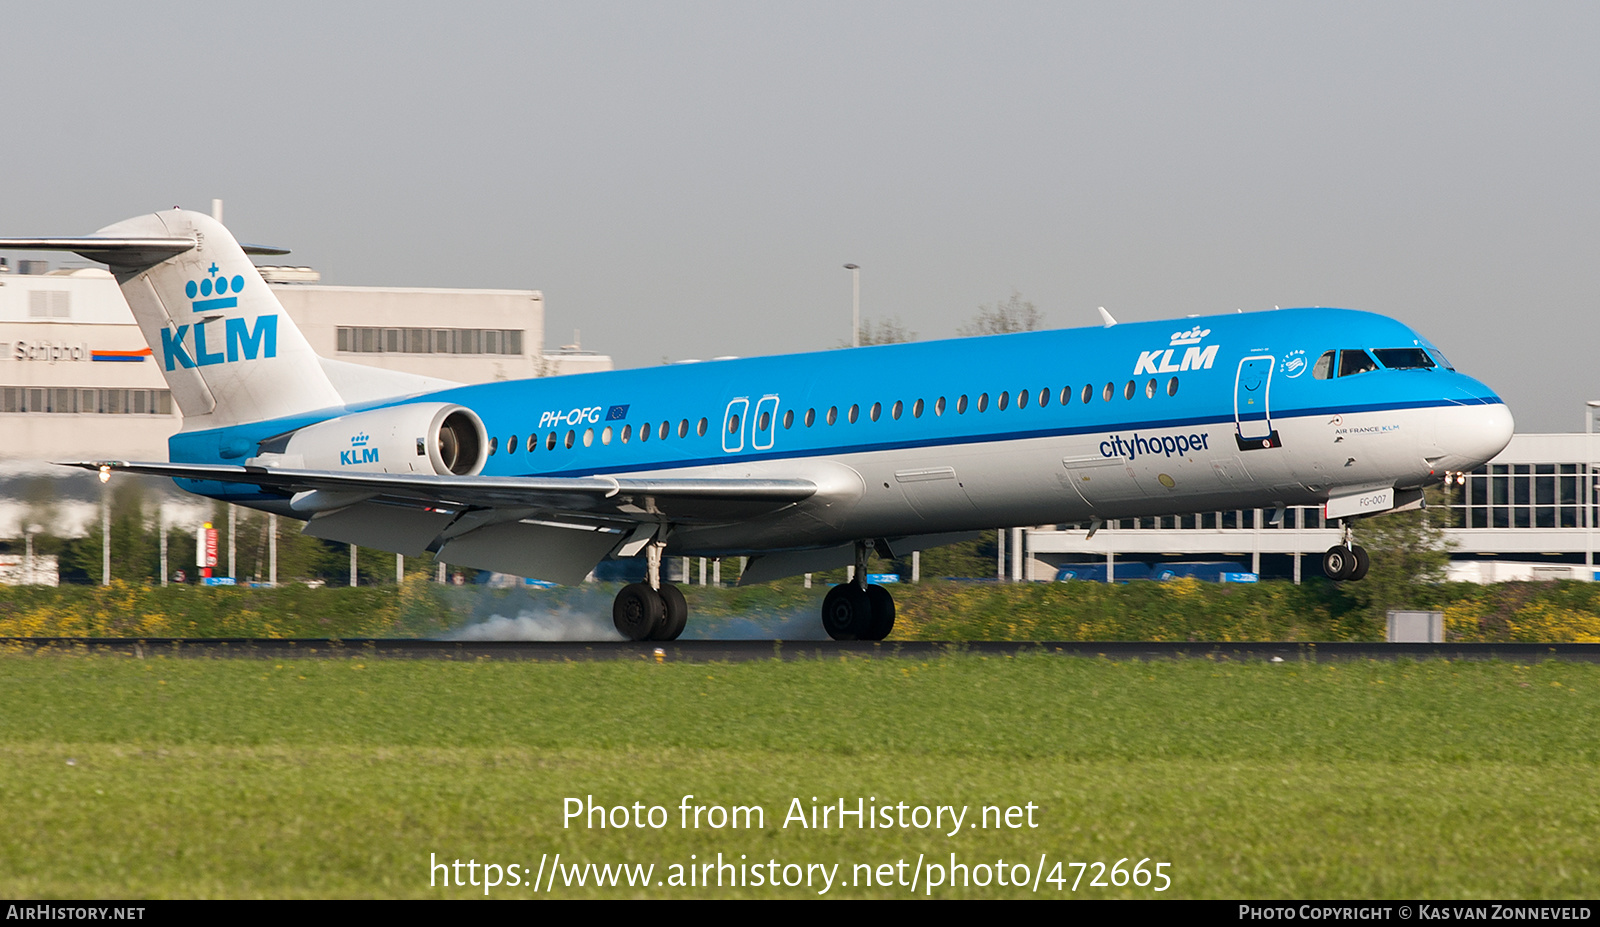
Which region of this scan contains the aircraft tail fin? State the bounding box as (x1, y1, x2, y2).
(0, 210, 344, 429)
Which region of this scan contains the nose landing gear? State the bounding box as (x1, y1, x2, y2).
(1322, 520, 1370, 581)
(821, 540, 896, 640)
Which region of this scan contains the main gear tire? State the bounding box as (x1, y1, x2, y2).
(652, 583, 688, 641)
(864, 584, 896, 641)
(613, 582, 664, 641)
(821, 583, 873, 640)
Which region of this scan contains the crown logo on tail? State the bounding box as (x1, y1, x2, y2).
(185, 263, 245, 313)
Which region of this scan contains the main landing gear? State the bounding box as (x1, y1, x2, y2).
(821, 541, 896, 641)
(612, 538, 688, 641)
(1322, 520, 1370, 582)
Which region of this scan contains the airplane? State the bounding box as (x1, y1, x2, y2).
(0, 209, 1515, 640)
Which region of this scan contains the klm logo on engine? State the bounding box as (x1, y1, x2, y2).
(160, 263, 278, 371)
(340, 433, 379, 466)
(1133, 326, 1218, 375)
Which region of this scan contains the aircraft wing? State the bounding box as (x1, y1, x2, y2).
(63, 460, 816, 523)
(63, 460, 817, 584)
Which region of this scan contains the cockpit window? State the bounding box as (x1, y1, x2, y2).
(1374, 348, 1436, 370)
(1429, 349, 1455, 371)
(1312, 351, 1335, 380)
(1338, 349, 1378, 377)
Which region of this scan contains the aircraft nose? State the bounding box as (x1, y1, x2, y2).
(1438, 401, 1514, 470)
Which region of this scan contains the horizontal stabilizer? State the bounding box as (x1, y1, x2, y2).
(0, 236, 288, 266)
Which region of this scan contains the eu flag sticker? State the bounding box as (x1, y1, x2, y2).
(606, 404, 630, 421)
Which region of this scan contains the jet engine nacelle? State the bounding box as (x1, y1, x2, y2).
(273, 402, 487, 475)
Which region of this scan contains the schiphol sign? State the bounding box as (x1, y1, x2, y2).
(8, 340, 91, 363)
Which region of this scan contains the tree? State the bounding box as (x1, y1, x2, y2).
(958, 290, 1043, 337)
(1344, 486, 1455, 621)
(836, 316, 918, 348)
(857, 316, 917, 346)
(61, 478, 160, 584)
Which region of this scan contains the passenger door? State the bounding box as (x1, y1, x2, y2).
(1233, 355, 1279, 450)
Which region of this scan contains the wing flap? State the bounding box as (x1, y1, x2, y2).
(301, 503, 457, 558)
(436, 520, 625, 586)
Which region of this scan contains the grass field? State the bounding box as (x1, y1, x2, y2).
(1, 652, 1597, 898)
(7, 576, 1600, 642)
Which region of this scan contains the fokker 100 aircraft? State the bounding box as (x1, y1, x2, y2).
(1, 210, 1514, 640)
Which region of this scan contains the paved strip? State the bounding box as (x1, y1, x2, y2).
(4, 638, 1600, 663)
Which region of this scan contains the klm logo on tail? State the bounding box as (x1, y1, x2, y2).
(341, 432, 379, 466)
(161, 263, 278, 371)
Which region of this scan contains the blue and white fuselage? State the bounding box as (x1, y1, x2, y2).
(176, 306, 1511, 554)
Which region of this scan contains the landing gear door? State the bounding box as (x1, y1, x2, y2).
(722, 398, 749, 453)
(1234, 355, 1280, 450)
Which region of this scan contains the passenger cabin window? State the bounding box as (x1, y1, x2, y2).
(1338, 350, 1378, 377)
(1374, 348, 1436, 370)
(1313, 351, 1335, 380)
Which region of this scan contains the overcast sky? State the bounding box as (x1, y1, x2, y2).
(2, 1, 1595, 431)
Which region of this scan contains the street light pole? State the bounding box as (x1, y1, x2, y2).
(843, 264, 860, 347)
(1587, 401, 1600, 579)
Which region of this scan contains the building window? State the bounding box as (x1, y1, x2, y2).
(336, 326, 527, 356)
(0, 386, 174, 415)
